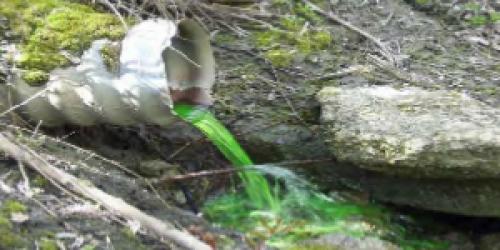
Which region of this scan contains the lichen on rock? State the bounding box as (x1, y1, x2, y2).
(0, 0, 128, 85)
(317, 85, 500, 178)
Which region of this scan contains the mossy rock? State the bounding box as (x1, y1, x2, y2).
(0, 0, 129, 85)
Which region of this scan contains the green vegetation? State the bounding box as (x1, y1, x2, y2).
(2, 199, 27, 214)
(0, 200, 27, 248)
(264, 49, 295, 67)
(33, 174, 50, 187)
(463, 3, 500, 26)
(119, 228, 150, 250)
(415, 0, 430, 5)
(0, 0, 128, 85)
(39, 238, 58, 250)
(0, 215, 25, 248)
(251, 3, 331, 67)
(81, 244, 96, 250)
(21, 70, 49, 85)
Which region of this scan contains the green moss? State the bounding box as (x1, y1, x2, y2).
(81, 244, 96, 250)
(39, 238, 58, 250)
(0, 0, 128, 85)
(264, 49, 295, 67)
(415, 0, 431, 5)
(0, 215, 25, 248)
(297, 30, 331, 53)
(280, 16, 305, 32)
(474, 86, 498, 96)
(311, 31, 331, 49)
(294, 3, 322, 23)
(2, 199, 27, 214)
(119, 227, 149, 250)
(99, 42, 121, 74)
(121, 227, 136, 239)
(468, 15, 489, 26)
(21, 70, 49, 86)
(33, 174, 50, 187)
(254, 30, 283, 48)
(251, 10, 331, 67)
(0, 216, 12, 227)
(214, 33, 238, 44)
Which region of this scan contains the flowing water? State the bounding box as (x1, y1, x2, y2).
(173, 104, 280, 210)
(173, 104, 445, 249)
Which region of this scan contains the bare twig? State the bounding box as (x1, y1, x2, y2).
(154, 158, 334, 183)
(0, 132, 211, 250)
(17, 160, 32, 197)
(154, 168, 240, 183)
(97, 0, 129, 30)
(0, 87, 48, 118)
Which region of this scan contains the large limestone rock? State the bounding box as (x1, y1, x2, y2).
(301, 233, 400, 250)
(317, 86, 500, 179)
(317, 86, 500, 216)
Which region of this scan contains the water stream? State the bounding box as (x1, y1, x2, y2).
(172, 104, 376, 247)
(173, 104, 280, 211)
(173, 104, 446, 249)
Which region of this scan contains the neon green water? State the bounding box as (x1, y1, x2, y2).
(173, 104, 280, 210)
(173, 104, 448, 249)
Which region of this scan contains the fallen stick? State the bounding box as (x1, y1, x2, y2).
(0, 132, 211, 250)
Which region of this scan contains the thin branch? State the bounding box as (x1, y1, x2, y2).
(153, 167, 241, 183)
(97, 0, 129, 30)
(154, 159, 334, 183)
(0, 87, 48, 118)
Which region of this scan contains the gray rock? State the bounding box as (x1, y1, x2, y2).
(479, 233, 500, 250)
(301, 233, 400, 250)
(317, 86, 500, 216)
(317, 86, 500, 179)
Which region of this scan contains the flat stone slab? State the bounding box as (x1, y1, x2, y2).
(317, 86, 500, 179)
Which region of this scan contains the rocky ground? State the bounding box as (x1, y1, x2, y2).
(0, 0, 500, 249)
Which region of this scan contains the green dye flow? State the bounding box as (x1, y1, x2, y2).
(173, 104, 448, 249)
(173, 104, 280, 211)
